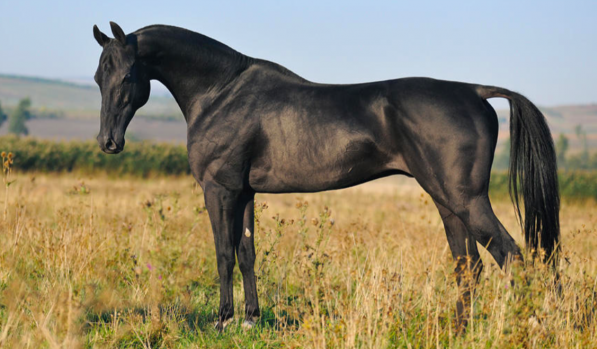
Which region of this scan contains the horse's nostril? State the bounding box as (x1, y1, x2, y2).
(105, 139, 118, 151)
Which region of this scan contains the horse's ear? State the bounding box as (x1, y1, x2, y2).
(93, 25, 110, 47)
(110, 21, 127, 46)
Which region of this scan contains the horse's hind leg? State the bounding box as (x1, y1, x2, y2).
(451, 195, 522, 268)
(404, 113, 523, 268)
(402, 103, 523, 332)
(415, 173, 522, 268)
(434, 200, 483, 331)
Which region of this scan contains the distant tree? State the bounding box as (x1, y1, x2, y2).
(574, 124, 589, 166)
(8, 97, 31, 136)
(493, 138, 510, 170)
(591, 153, 597, 170)
(0, 101, 7, 127)
(555, 133, 569, 169)
(566, 154, 584, 170)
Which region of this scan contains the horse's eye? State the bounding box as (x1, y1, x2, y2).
(124, 73, 132, 82)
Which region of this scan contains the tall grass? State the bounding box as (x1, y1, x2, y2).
(0, 173, 595, 348)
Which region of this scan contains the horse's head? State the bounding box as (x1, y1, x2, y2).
(93, 22, 150, 154)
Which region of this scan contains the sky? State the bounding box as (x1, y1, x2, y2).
(0, 0, 596, 107)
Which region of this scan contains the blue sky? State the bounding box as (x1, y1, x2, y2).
(0, 0, 595, 107)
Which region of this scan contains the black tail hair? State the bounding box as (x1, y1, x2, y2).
(478, 86, 560, 264)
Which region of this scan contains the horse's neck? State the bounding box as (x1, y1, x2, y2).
(136, 27, 250, 121)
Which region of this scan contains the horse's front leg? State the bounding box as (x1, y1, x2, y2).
(235, 194, 260, 328)
(203, 182, 244, 331)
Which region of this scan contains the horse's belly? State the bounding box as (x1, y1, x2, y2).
(248, 140, 401, 193)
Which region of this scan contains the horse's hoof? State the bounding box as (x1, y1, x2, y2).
(242, 316, 259, 329)
(215, 318, 233, 331)
(242, 320, 255, 329)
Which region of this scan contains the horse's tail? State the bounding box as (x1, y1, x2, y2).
(477, 85, 560, 264)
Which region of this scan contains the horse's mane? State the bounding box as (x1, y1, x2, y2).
(133, 24, 308, 83)
(134, 25, 241, 57)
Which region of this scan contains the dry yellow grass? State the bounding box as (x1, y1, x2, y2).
(0, 173, 595, 348)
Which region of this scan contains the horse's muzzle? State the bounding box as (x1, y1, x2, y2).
(98, 135, 124, 154)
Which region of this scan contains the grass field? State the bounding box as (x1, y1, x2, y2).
(0, 173, 596, 348)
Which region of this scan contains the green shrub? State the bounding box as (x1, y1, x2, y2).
(490, 171, 597, 201)
(0, 135, 189, 177)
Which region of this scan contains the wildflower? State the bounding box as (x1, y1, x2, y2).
(0, 152, 5, 158)
(147, 263, 153, 271)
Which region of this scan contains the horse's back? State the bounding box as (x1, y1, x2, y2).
(192, 67, 500, 193)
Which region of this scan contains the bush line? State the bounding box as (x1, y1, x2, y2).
(2, 136, 595, 200)
(1, 135, 189, 177)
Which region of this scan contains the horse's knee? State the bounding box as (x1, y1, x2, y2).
(217, 256, 236, 276)
(237, 244, 256, 274)
(238, 258, 255, 275)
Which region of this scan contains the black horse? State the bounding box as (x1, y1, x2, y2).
(93, 22, 559, 330)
